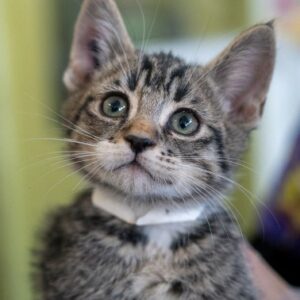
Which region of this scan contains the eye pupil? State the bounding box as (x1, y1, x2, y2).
(179, 116, 192, 129)
(110, 100, 123, 113)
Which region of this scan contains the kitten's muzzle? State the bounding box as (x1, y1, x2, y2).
(125, 135, 156, 154)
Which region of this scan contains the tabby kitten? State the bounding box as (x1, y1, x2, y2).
(37, 0, 276, 299)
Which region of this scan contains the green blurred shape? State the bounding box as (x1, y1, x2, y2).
(0, 1, 81, 299)
(118, 0, 247, 41)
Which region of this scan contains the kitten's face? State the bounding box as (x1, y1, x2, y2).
(63, 0, 275, 204)
(65, 53, 231, 199)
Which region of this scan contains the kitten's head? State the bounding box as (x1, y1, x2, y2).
(63, 0, 275, 204)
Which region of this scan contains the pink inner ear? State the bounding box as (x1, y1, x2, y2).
(73, 24, 98, 74)
(223, 47, 272, 124)
(225, 48, 263, 101)
(64, 24, 100, 91)
(233, 100, 261, 124)
(209, 25, 275, 127)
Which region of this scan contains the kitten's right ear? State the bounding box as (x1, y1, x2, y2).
(64, 0, 134, 92)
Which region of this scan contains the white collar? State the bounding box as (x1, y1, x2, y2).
(92, 186, 204, 226)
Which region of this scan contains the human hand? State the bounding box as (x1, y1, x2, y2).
(243, 244, 300, 300)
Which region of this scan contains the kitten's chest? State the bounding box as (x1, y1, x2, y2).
(40, 197, 256, 299)
(116, 223, 194, 277)
(102, 223, 213, 299)
(109, 240, 185, 300)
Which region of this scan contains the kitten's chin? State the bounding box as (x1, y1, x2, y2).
(96, 164, 180, 199)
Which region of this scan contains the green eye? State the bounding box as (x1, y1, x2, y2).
(170, 110, 199, 135)
(102, 95, 128, 118)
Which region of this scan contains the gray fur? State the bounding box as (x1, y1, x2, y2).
(37, 191, 257, 300)
(36, 0, 276, 299)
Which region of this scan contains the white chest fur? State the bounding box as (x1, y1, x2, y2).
(92, 186, 205, 250)
(143, 222, 196, 250)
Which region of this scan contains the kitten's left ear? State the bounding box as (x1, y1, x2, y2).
(64, 0, 134, 92)
(206, 23, 276, 129)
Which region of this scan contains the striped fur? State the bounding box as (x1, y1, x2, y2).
(37, 191, 256, 300)
(36, 0, 276, 299)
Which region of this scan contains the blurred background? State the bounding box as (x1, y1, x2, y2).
(0, 0, 300, 299)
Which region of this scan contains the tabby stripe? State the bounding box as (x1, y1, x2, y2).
(166, 65, 188, 93)
(174, 84, 190, 102)
(88, 39, 100, 68)
(200, 161, 214, 184)
(184, 156, 215, 184)
(198, 136, 214, 146)
(170, 222, 212, 251)
(140, 55, 153, 86)
(127, 71, 138, 91)
(127, 55, 154, 91)
(208, 126, 229, 173)
(74, 207, 148, 247)
(114, 79, 121, 86)
(69, 96, 95, 136)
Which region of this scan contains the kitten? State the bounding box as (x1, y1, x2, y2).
(36, 0, 275, 299)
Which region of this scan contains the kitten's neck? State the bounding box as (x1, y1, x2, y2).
(92, 185, 205, 226)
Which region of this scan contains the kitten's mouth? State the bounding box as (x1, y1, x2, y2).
(115, 158, 158, 182)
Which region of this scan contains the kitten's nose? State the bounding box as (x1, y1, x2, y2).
(125, 135, 156, 154)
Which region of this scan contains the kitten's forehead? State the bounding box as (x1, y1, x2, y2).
(93, 52, 215, 120)
(131, 52, 196, 101)
(141, 53, 216, 120)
